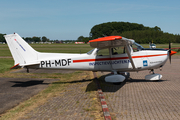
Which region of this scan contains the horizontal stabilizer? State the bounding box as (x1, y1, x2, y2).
(10, 63, 21, 69)
(10, 61, 40, 69)
(21, 62, 40, 67)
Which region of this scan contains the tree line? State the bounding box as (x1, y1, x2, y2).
(77, 22, 180, 44)
(0, 34, 75, 43)
(0, 34, 51, 43)
(1, 22, 180, 44)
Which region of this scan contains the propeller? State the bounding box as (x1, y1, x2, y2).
(169, 40, 171, 64)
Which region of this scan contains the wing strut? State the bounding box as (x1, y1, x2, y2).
(125, 44, 136, 69)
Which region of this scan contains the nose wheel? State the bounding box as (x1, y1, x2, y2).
(146, 69, 162, 80)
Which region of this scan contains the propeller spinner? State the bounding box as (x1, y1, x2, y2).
(168, 41, 177, 63)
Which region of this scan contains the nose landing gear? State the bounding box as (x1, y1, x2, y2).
(150, 69, 154, 74)
(146, 69, 162, 80)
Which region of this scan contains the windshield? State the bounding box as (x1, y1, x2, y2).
(87, 49, 95, 55)
(133, 42, 144, 51)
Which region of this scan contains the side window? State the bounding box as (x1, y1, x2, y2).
(97, 49, 109, 56)
(112, 47, 126, 55)
(131, 44, 138, 52)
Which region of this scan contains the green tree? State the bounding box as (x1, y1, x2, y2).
(89, 22, 157, 39)
(0, 33, 6, 42)
(24, 37, 33, 43)
(32, 37, 41, 43)
(42, 36, 49, 42)
(83, 37, 90, 43)
(77, 36, 84, 42)
(77, 36, 90, 43)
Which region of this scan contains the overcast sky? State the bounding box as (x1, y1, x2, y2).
(0, 0, 180, 40)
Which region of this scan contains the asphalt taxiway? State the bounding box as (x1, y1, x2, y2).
(0, 77, 58, 114)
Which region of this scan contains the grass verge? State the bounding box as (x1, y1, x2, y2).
(0, 71, 103, 120)
(0, 58, 13, 73)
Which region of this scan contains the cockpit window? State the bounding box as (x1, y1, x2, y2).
(132, 42, 144, 51)
(87, 49, 95, 55)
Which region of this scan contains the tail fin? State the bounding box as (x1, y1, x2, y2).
(4, 33, 39, 66)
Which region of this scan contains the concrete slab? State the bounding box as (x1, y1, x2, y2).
(99, 59, 180, 120)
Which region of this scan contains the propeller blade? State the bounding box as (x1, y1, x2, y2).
(169, 40, 171, 53)
(169, 53, 171, 64)
(169, 40, 171, 64)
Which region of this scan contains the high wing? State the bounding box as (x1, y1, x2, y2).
(89, 36, 136, 69)
(89, 36, 134, 49)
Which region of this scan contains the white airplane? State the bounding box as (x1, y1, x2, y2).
(4, 33, 177, 83)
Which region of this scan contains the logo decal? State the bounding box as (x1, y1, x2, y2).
(143, 60, 148, 66)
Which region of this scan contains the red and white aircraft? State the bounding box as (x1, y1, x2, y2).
(4, 33, 177, 83)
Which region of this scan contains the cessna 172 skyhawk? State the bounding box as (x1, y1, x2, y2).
(4, 33, 177, 83)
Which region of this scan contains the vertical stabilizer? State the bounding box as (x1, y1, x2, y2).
(4, 33, 38, 66)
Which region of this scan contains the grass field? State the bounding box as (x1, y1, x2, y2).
(0, 58, 14, 73)
(0, 44, 92, 56)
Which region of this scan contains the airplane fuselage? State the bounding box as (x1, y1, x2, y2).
(36, 48, 168, 72)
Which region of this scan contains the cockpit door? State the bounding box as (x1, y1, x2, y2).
(91, 48, 111, 71)
(110, 47, 133, 71)
(131, 44, 149, 69)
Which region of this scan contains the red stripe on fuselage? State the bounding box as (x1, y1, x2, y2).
(132, 54, 167, 58)
(73, 54, 167, 63)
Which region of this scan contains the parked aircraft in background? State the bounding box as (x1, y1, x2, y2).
(149, 42, 156, 49)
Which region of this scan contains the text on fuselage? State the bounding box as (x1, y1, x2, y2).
(40, 59, 71, 68)
(89, 59, 131, 66)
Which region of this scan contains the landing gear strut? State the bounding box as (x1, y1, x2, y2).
(150, 69, 154, 74)
(26, 67, 29, 73)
